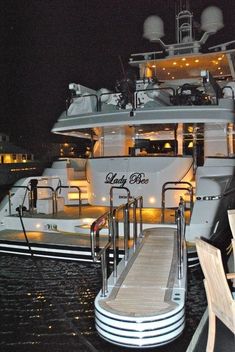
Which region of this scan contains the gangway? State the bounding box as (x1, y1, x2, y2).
(91, 198, 187, 348)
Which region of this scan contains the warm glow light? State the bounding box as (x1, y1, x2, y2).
(163, 142, 172, 149)
(173, 62, 177, 65)
(152, 64, 156, 68)
(218, 57, 222, 61)
(36, 223, 41, 229)
(186, 63, 189, 66)
(145, 67, 152, 78)
(162, 67, 165, 70)
(149, 197, 156, 204)
(182, 58, 186, 61)
(101, 197, 106, 202)
(188, 141, 193, 148)
(68, 192, 79, 200)
(195, 59, 199, 63)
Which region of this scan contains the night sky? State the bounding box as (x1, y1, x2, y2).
(1, 0, 235, 150)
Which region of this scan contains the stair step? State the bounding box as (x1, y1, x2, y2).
(69, 180, 88, 187)
(68, 192, 88, 200)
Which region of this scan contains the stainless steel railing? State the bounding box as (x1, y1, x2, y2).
(55, 185, 82, 215)
(161, 181, 194, 223)
(8, 181, 82, 216)
(175, 197, 186, 280)
(90, 196, 143, 297)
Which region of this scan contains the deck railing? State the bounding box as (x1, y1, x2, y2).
(65, 81, 233, 117)
(8, 181, 82, 216)
(161, 181, 194, 223)
(175, 197, 186, 279)
(90, 196, 143, 297)
(55, 185, 82, 215)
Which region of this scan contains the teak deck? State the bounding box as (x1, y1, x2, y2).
(100, 227, 178, 317)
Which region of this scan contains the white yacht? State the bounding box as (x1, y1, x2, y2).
(0, 4, 234, 349)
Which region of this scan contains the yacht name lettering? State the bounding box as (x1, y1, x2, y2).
(129, 173, 149, 184)
(105, 172, 149, 186)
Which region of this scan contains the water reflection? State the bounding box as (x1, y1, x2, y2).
(0, 255, 206, 352)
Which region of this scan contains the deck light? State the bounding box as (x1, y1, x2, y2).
(188, 141, 193, 148)
(163, 142, 172, 149)
(149, 197, 156, 204)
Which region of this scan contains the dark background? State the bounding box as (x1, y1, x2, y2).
(1, 0, 235, 153)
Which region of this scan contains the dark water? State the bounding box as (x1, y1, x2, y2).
(0, 254, 207, 352)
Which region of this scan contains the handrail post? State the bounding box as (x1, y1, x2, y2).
(133, 200, 137, 251)
(139, 196, 143, 237)
(29, 190, 34, 213)
(124, 204, 130, 261)
(176, 198, 185, 280)
(52, 190, 57, 214)
(161, 190, 166, 223)
(176, 209, 182, 279)
(8, 191, 12, 215)
(112, 209, 118, 278)
(101, 251, 107, 297)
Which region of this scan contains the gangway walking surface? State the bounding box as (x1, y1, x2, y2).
(95, 226, 187, 348)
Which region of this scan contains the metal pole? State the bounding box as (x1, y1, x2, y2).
(124, 205, 129, 261)
(101, 252, 107, 297)
(133, 200, 137, 251)
(8, 191, 12, 215)
(112, 214, 118, 278)
(139, 197, 143, 237)
(161, 189, 166, 223)
(176, 209, 182, 280)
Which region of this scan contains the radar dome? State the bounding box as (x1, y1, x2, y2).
(143, 15, 164, 42)
(201, 6, 224, 33)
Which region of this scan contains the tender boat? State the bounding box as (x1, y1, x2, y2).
(0, 3, 235, 348)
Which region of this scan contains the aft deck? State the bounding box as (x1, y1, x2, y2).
(0, 205, 179, 260)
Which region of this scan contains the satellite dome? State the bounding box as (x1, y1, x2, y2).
(201, 6, 224, 33)
(143, 15, 164, 42)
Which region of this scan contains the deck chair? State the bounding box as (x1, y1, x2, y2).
(195, 238, 235, 352)
(228, 209, 235, 239)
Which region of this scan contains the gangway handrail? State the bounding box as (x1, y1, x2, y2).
(161, 181, 194, 223)
(90, 196, 143, 297)
(55, 185, 82, 215)
(175, 197, 186, 279)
